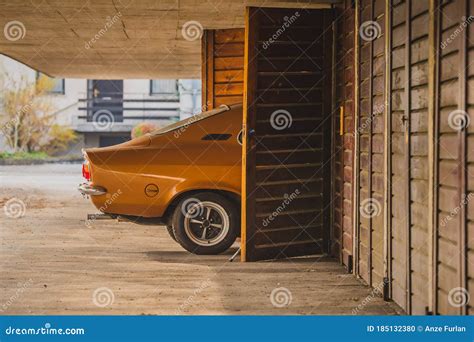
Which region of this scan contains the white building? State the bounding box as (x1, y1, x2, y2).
(0, 54, 201, 151)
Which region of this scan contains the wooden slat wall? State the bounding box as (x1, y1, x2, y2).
(408, 0, 431, 316)
(350, 0, 472, 315)
(370, 0, 386, 289)
(243, 7, 333, 261)
(355, 0, 385, 287)
(389, 0, 409, 311)
(334, 0, 356, 270)
(434, 0, 471, 315)
(202, 29, 244, 110)
(466, 0, 474, 316)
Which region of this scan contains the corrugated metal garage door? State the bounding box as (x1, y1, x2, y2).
(242, 7, 333, 261)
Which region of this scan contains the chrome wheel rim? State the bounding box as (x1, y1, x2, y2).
(183, 201, 230, 246)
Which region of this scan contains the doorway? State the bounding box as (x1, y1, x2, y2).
(88, 80, 124, 123)
(242, 7, 334, 261)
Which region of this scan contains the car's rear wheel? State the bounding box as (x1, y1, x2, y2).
(172, 192, 238, 255)
(166, 225, 177, 242)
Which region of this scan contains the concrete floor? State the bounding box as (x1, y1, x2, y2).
(0, 164, 402, 315)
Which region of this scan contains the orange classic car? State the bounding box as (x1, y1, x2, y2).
(79, 104, 243, 255)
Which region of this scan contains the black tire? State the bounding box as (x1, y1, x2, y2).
(166, 225, 177, 242)
(172, 192, 238, 255)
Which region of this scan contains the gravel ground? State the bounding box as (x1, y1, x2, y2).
(0, 164, 401, 315)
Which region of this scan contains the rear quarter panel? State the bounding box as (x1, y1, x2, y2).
(87, 107, 242, 217)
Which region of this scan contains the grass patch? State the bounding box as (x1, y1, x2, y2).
(0, 151, 49, 160)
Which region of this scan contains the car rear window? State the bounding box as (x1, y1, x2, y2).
(149, 104, 231, 136)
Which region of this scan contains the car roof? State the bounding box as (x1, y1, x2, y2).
(149, 103, 242, 137)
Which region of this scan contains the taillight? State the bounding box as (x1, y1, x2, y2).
(82, 162, 91, 181)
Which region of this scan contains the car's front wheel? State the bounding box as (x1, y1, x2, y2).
(172, 192, 238, 255)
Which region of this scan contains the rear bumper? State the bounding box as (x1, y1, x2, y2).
(78, 183, 107, 196)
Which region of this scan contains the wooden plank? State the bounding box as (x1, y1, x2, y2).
(404, 0, 412, 314)
(241, 7, 258, 262)
(458, 0, 468, 316)
(368, 0, 374, 287)
(353, 0, 361, 277)
(430, 0, 440, 315)
(384, 0, 392, 299)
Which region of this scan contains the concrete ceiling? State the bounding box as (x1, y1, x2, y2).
(0, 0, 337, 79)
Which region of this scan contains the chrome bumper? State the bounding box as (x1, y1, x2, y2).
(78, 183, 107, 196)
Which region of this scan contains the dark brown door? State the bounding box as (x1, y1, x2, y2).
(89, 80, 124, 123)
(242, 7, 334, 261)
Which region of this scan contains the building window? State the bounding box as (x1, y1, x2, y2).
(150, 79, 178, 98)
(36, 72, 65, 94)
